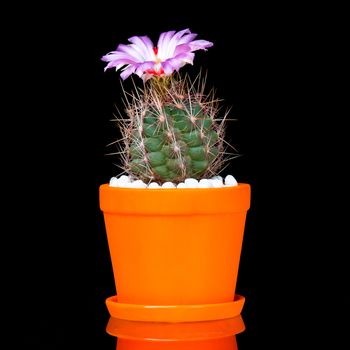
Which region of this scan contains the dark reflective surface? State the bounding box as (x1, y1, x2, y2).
(106, 316, 245, 349)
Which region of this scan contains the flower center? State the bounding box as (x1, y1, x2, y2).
(153, 47, 162, 64)
(145, 47, 164, 76)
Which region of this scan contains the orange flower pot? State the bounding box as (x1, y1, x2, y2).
(99, 184, 250, 322)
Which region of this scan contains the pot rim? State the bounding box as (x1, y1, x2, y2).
(100, 183, 250, 215)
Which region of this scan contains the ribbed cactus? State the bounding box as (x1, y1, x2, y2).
(116, 76, 230, 184)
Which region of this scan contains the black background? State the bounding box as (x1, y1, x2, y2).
(9, 2, 348, 348)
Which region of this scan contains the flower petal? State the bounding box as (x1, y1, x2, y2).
(173, 43, 191, 56)
(174, 52, 195, 65)
(128, 35, 155, 61)
(116, 44, 144, 61)
(168, 29, 192, 48)
(157, 30, 176, 59)
(165, 29, 194, 58)
(178, 33, 198, 45)
(102, 57, 136, 72)
(161, 60, 176, 75)
(120, 65, 137, 80)
(188, 39, 213, 51)
(162, 52, 195, 75)
(101, 51, 137, 62)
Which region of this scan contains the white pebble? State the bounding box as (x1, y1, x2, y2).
(162, 182, 176, 188)
(184, 178, 199, 188)
(117, 178, 132, 187)
(129, 179, 147, 188)
(210, 179, 224, 187)
(148, 182, 161, 189)
(198, 179, 213, 188)
(109, 177, 119, 187)
(118, 175, 131, 183)
(109, 175, 236, 189)
(117, 181, 131, 188)
(225, 175, 238, 187)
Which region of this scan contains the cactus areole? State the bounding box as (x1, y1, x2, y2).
(102, 29, 236, 184)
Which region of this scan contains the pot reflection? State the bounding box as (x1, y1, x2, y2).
(106, 315, 245, 349)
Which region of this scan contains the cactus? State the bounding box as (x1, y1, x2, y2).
(116, 76, 231, 184)
(102, 29, 237, 184)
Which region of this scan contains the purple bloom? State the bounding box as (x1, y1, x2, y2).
(101, 29, 213, 81)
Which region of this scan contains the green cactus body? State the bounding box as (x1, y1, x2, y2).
(119, 76, 228, 184)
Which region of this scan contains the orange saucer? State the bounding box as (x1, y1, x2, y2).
(106, 295, 245, 322)
(106, 315, 245, 341)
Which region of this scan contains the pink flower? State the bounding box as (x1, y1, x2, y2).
(101, 29, 213, 81)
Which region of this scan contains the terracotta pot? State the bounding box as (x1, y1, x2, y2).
(99, 184, 250, 321)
